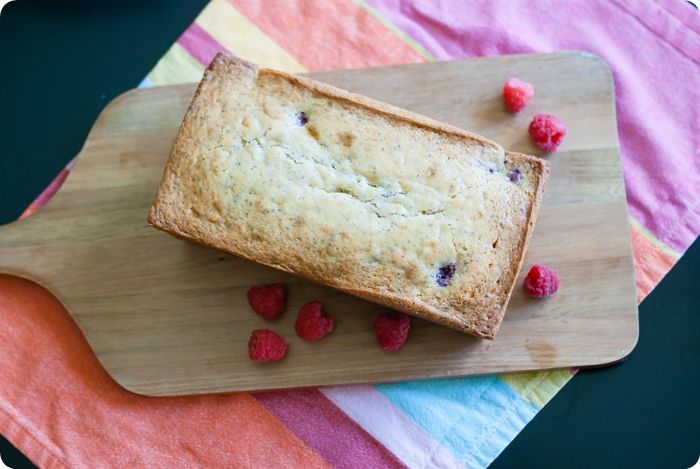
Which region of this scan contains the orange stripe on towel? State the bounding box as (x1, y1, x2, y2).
(630, 225, 676, 302)
(0, 275, 330, 469)
(228, 0, 426, 71)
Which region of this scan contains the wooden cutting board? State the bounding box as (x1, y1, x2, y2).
(0, 52, 638, 396)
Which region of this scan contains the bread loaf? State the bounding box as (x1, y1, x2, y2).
(148, 54, 549, 339)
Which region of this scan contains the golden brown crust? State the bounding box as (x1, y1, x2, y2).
(268, 71, 503, 154)
(148, 53, 550, 339)
(492, 151, 550, 336)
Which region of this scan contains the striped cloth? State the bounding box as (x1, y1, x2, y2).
(5, 1, 698, 468)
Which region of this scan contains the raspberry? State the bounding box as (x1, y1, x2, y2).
(523, 264, 560, 298)
(436, 263, 456, 287)
(295, 301, 335, 341)
(503, 78, 534, 112)
(247, 284, 287, 320)
(248, 329, 287, 362)
(528, 113, 567, 153)
(374, 311, 411, 352)
(508, 168, 522, 183)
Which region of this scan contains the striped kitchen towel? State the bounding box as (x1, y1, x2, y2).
(4, 0, 699, 468)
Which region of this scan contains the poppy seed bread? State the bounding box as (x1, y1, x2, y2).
(148, 54, 549, 339)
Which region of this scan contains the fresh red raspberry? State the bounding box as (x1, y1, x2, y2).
(528, 113, 567, 152)
(295, 301, 335, 341)
(523, 264, 560, 298)
(248, 329, 287, 362)
(247, 284, 287, 320)
(374, 311, 411, 352)
(503, 77, 534, 112)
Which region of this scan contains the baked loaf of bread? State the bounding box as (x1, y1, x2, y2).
(148, 54, 549, 339)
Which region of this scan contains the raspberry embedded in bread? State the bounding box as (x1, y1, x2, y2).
(296, 111, 308, 126)
(508, 169, 522, 183)
(435, 263, 456, 287)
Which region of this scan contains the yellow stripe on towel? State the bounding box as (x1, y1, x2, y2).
(195, 0, 306, 73)
(147, 43, 206, 86)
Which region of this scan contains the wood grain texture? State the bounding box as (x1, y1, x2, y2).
(0, 52, 638, 395)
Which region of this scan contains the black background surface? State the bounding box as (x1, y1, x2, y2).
(1, 2, 698, 468)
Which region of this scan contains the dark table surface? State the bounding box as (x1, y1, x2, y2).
(1, 2, 698, 468)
